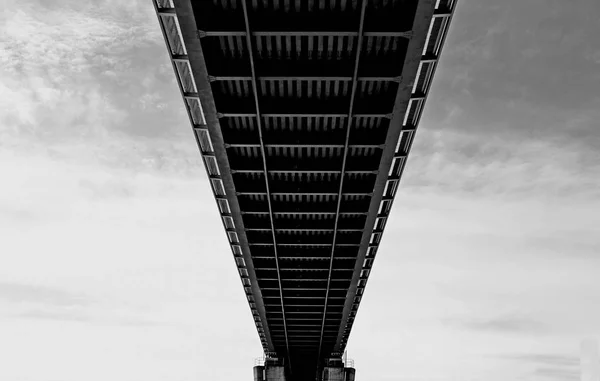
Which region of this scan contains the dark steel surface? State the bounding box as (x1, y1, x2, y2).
(153, 0, 458, 378)
(240, 0, 293, 365)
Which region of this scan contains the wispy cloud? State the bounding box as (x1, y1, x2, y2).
(444, 316, 547, 335)
(492, 353, 580, 381)
(0, 0, 197, 175)
(408, 0, 600, 208)
(0, 281, 170, 327)
(496, 354, 580, 367)
(12, 308, 167, 327)
(534, 367, 579, 381)
(0, 282, 88, 307)
(407, 129, 600, 200)
(15, 309, 92, 323)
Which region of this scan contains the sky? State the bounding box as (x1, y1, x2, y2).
(1, 1, 599, 380)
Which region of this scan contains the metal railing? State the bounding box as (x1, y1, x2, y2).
(343, 358, 355, 368)
(254, 356, 265, 366)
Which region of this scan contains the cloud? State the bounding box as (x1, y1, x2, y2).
(491, 353, 581, 381)
(0, 281, 171, 327)
(445, 316, 547, 335)
(410, 0, 600, 209)
(15, 309, 92, 323)
(0, 0, 195, 175)
(0, 282, 94, 324)
(406, 128, 600, 201)
(0, 282, 88, 307)
(497, 354, 580, 367)
(12, 308, 167, 327)
(534, 367, 579, 381)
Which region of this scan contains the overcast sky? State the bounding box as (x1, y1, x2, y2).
(1, 1, 599, 381)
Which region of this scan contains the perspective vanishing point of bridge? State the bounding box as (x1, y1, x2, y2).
(153, 1, 457, 380)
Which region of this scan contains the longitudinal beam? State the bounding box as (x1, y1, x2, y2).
(211, 76, 401, 82)
(226, 144, 385, 149)
(239, 0, 292, 370)
(220, 113, 392, 118)
(232, 170, 378, 175)
(198, 30, 413, 38)
(242, 212, 369, 216)
(317, 0, 368, 366)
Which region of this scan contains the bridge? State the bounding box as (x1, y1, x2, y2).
(153, 1, 456, 380)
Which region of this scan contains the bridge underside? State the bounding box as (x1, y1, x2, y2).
(154, 0, 456, 379)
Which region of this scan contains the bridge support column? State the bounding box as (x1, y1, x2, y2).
(322, 361, 355, 381)
(344, 367, 355, 381)
(321, 367, 355, 381)
(254, 358, 286, 381)
(255, 361, 354, 381)
(265, 365, 286, 381)
(253, 366, 265, 381)
(322, 366, 344, 381)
